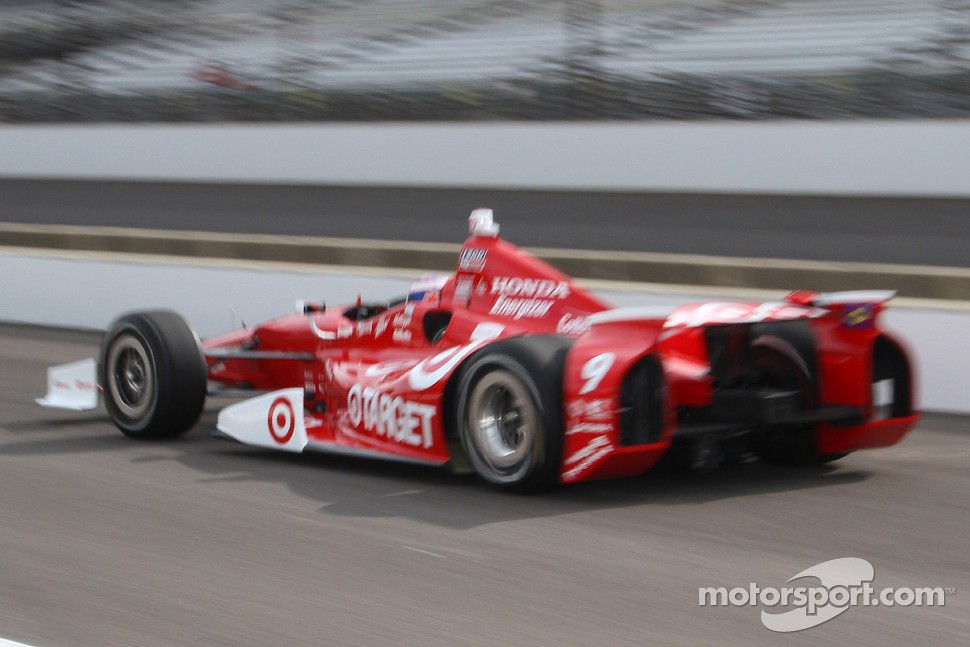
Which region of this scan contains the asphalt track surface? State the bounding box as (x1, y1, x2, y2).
(1, 323, 968, 647)
(3, 180, 970, 267)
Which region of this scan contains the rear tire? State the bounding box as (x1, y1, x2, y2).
(455, 338, 569, 492)
(750, 342, 847, 466)
(100, 311, 207, 439)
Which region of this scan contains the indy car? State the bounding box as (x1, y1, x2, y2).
(38, 209, 918, 491)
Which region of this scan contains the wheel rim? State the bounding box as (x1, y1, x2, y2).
(466, 371, 538, 476)
(106, 333, 155, 419)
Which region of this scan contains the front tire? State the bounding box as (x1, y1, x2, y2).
(100, 311, 207, 439)
(455, 338, 569, 492)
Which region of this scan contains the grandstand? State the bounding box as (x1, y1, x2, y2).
(1, 0, 968, 121)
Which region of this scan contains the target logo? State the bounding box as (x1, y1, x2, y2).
(267, 397, 296, 444)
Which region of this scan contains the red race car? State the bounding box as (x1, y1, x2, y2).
(38, 209, 918, 491)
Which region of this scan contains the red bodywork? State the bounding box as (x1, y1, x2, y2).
(203, 225, 918, 484)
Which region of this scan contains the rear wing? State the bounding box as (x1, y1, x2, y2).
(787, 290, 897, 308)
(786, 290, 897, 328)
(581, 290, 898, 335)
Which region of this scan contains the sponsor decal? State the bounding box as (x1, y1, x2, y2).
(557, 313, 591, 335)
(491, 277, 570, 299)
(347, 384, 435, 448)
(54, 377, 96, 392)
(455, 276, 474, 305)
(564, 434, 610, 465)
(489, 296, 554, 320)
(393, 312, 412, 327)
(579, 353, 615, 395)
(566, 421, 613, 436)
(470, 322, 505, 341)
(699, 557, 952, 633)
(408, 342, 486, 391)
(375, 316, 390, 337)
(406, 323, 502, 391)
(365, 360, 417, 379)
(562, 435, 612, 480)
(392, 328, 412, 343)
(337, 324, 353, 339)
(459, 248, 487, 273)
(566, 397, 614, 436)
(567, 398, 613, 422)
(665, 302, 823, 329)
(842, 303, 876, 329)
(356, 320, 374, 336)
(488, 277, 571, 320)
(267, 397, 296, 444)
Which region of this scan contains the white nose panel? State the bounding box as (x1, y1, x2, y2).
(36, 358, 100, 411)
(217, 388, 308, 452)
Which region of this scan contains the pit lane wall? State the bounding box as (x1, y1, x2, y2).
(2, 248, 966, 414)
(2, 120, 970, 196)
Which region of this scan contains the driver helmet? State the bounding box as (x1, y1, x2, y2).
(407, 273, 448, 304)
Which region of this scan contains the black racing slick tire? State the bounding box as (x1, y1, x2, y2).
(454, 337, 570, 492)
(99, 310, 207, 439)
(749, 342, 847, 467)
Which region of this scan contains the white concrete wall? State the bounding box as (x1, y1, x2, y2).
(3, 120, 970, 196)
(3, 248, 966, 413)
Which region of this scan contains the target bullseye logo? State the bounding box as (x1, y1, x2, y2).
(267, 397, 295, 444)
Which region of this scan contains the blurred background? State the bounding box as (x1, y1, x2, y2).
(2, 0, 970, 123)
